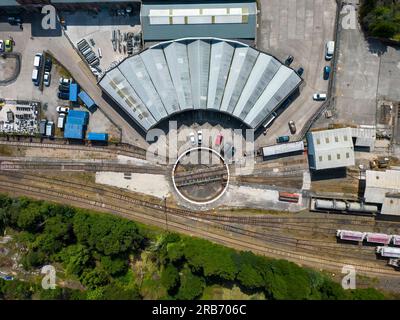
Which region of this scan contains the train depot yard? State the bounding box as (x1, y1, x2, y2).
(0, 0, 400, 302)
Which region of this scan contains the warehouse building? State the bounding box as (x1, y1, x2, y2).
(364, 169, 400, 215)
(307, 128, 355, 171)
(141, 0, 257, 43)
(98, 37, 302, 132)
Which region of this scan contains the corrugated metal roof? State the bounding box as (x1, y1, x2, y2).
(262, 141, 304, 157)
(64, 123, 84, 140)
(88, 132, 108, 141)
(141, 1, 257, 41)
(98, 37, 302, 132)
(307, 128, 355, 170)
(69, 84, 79, 102)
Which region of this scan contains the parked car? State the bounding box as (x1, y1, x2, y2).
(8, 16, 22, 25)
(5, 39, 13, 52)
(323, 66, 331, 80)
(44, 57, 52, 72)
(56, 106, 70, 113)
(284, 55, 294, 66)
(325, 41, 335, 60)
(59, 83, 70, 92)
(197, 130, 203, 145)
(288, 120, 296, 134)
(33, 53, 42, 68)
(57, 113, 66, 129)
(0, 40, 4, 53)
(296, 67, 304, 77)
(58, 91, 69, 100)
(43, 71, 51, 87)
(59, 77, 71, 85)
(189, 132, 196, 145)
(313, 93, 327, 101)
(276, 136, 290, 143)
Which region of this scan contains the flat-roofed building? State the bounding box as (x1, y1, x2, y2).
(381, 193, 400, 216)
(306, 127, 355, 171)
(364, 169, 400, 203)
(141, 0, 257, 43)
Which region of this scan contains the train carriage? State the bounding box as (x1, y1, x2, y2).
(376, 246, 400, 259)
(336, 230, 365, 242)
(392, 235, 400, 246)
(365, 233, 391, 245)
(278, 192, 299, 203)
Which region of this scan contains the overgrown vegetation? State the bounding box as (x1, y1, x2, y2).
(0, 195, 389, 300)
(360, 0, 400, 40)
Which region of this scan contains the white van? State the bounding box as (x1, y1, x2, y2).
(325, 41, 335, 60)
(57, 114, 66, 129)
(33, 53, 42, 68)
(32, 69, 39, 85)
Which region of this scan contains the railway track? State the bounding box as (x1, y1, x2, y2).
(0, 159, 166, 174)
(0, 171, 398, 277)
(0, 140, 149, 160)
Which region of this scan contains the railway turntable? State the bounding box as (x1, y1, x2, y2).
(172, 147, 229, 205)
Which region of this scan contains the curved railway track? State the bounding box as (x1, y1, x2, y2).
(0, 171, 398, 277)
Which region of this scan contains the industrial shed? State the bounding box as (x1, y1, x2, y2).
(307, 128, 355, 171)
(262, 141, 304, 158)
(63, 110, 89, 140)
(364, 170, 400, 215)
(98, 37, 302, 132)
(141, 0, 257, 42)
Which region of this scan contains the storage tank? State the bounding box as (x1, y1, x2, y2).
(362, 204, 378, 213)
(315, 199, 334, 210)
(347, 202, 363, 212)
(334, 200, 347, 211)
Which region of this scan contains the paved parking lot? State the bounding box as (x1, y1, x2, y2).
(63, 9, 141, 74)
(255, 0, 337, 147)
(0, 18, 141, 143)
(322, 1, 400, 127)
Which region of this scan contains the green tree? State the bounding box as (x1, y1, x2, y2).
(161, 263, 180, 293)
(100, 256, 128, 277)
(80, 267, 110, 290)
(73, 212, 143, 256)
(58, 244, 92, 276)
(176, 268, 205, 300)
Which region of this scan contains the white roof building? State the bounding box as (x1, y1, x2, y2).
(306, 128, 355, 170)
(364, 169, 400, 205)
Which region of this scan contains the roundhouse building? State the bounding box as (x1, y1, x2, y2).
(98, 37, 302, 132)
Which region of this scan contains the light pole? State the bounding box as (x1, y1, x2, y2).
(163, 196, 168, 232)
